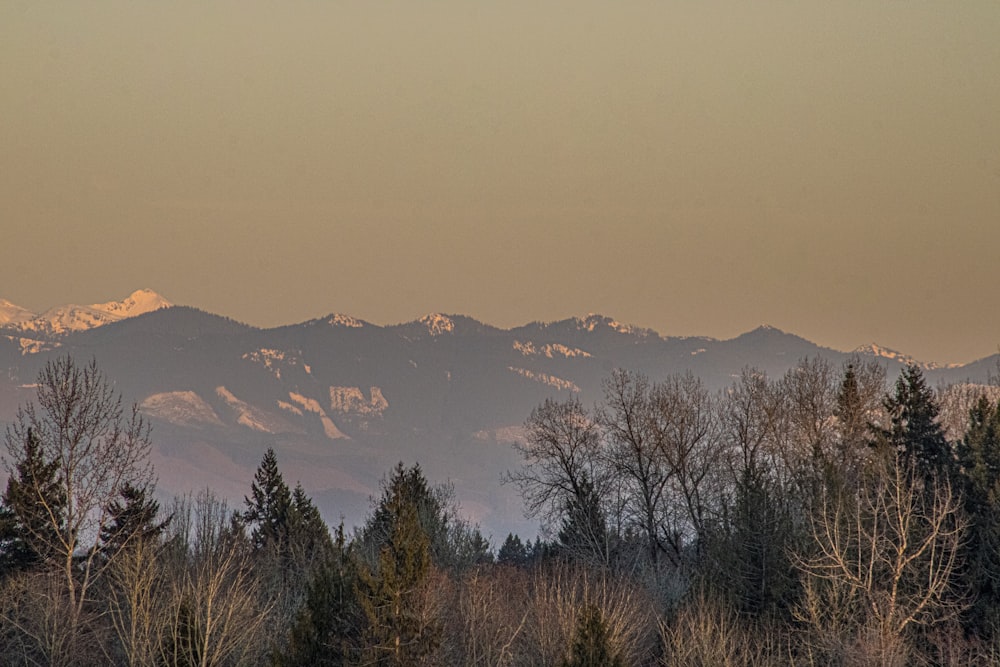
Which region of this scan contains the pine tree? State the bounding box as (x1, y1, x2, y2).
(557, 474, 610, 567)
(497, 532, 528, 566)
(99, 482, 170, 555)
(356, 474, 440, 666)
(0, 427, 65, 575)
(876, 364, 953, 481)
(275, 525, 360, 667)
(561, 604, 623, 667)
(957, 395, 1000, 636)
(243, 448, 293, 554)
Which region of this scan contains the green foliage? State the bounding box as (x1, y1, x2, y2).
(557, 474, 610, 567)
(497, 532, 529, 566)
(957, 395, 1000, 637)
(876, 365, 953, 480)
(275, 525, 360, 667)
(243, 447, 294, 553)
(561, 604, 623, 667)
(725, 461, 799, 619)
(0, 427, 65, 576)
(356, 464, 441, 665)
(99, 482, 170, 555)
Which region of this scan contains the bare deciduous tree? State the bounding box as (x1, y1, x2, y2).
(505, 397, 606, 531)
(794, 456, 966, 665)
(2, 357, 153, 643)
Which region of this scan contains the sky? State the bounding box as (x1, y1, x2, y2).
(2, 2, 999, 365)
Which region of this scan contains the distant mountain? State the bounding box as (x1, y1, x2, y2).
(0, 289, 172, 339)
(1, 290, 996, 540)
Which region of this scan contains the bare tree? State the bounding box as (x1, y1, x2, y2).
(505, 397, 607, 533)
(2, 357, 153, 641)
(158, 491, 270, 667)
(599, 370, 673, 567)
(650, 372, 721, 562)
(794, 456, 966, 665)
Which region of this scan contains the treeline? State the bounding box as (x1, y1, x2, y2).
(3, 356, 1000, 665)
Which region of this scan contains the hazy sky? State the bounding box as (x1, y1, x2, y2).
(2, 2, 999, 364)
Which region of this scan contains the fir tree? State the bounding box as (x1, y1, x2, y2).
(497, 532, 528, 566)
(557, 474, 610, 567)
(356, 469, 440, 666)
(243, 447, 293, 554)
(99, 482, 170, 555)
(561, 604, 623, 667)
(957, 395, 1000, 637)
(0, 427, 65, 575)
(876, 364, 953, 481)
(275, 524, 360, 667)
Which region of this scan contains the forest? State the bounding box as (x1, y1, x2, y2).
(3, 355, 1000, 665)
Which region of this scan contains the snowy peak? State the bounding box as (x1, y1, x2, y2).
(1, 289, 172, 337)
(0, 299, 35, 327)
(853, 343, 959, 370)
(419, 313, 456, 336)
(90, 289, 172, 319)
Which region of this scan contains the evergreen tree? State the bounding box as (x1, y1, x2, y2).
(356, 468, 440, 666)
(0, 427, 65, 575)
(497, 532, 528, 566)
(243, 447, 293, 554)
(560, 604, 623, 667)
(99, 482, 170, 555)
(557, 474, 611, 567)
(726, 460, 798, 619)
(957, 395, 1000, 636)
(876, 365, 953, 481)
(275, 525, 360, 667)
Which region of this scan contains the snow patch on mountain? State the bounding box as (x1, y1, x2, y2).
(326, 314, 366, 328)
(288, 392, 348, 440)
(420, 313, 455, 336)
(854, 343, 959, 370)
(329, 386, 389, 416)
(4, 336, 61, 355)
(3, 289, 172, 336)
(215, 386, 286, 433)
(141, 391, 224, 427)
(513, 340, 592, 359)
(507, 366, 580, 392)
(0, 299, 35, 327)
(242, 348, 311, 379)
(575, 314, 652, 337)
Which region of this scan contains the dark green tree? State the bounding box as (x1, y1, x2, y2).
(497, 532, 529, 566)
(0, 427, 65, 576)
(99, 482, 170, 556)
(275, 524, 360, 667)
(243, 447, 293, 554)
(560, 603, 623, 667)
(356, 466, 441, 666)
(557, 474, 611, 567)
(875, 365, 953, 481)
(957, 395, 1000, 637)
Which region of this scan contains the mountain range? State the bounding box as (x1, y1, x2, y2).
(1, 290, 996, 540)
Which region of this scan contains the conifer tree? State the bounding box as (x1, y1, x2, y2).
(99, 482, 170, 555)
(356, 468, 440, 666)
(561, 604, 623, 667)
(0, 427, 65, 575)
(243, 447, 293, 554)
(957, 395, 1000, 636)
(276, 525, 360, 667)
(876, 364, 953, 481)
(497, 532, 528, 566)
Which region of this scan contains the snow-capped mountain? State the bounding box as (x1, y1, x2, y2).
(0, 293, 995, 540)
(853, 343, 962, 371)
(0, 289, 172, 338)
(0, 299, 36, 328)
